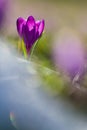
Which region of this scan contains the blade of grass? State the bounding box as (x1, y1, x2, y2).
(21, 39, 28, 59)
(29, 36, 42, 61)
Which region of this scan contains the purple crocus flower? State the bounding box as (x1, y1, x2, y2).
(53, 29, 86, 80)
(16, 16, 45, 53)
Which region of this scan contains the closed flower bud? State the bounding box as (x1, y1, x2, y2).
(16, 16, 45, 53)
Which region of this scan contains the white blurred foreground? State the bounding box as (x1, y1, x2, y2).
(0, 39, 87, 130)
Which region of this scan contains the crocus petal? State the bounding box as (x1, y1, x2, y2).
(27, 16, 35, 31)
(16, 17, 25, 37)
(35, 20, 41, 30)
(22, 23, 36, 53)
(36, 20, 45, 37)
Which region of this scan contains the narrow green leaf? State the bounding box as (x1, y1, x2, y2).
(30, 35, 43, 60)
(21, 39, 28, 59)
